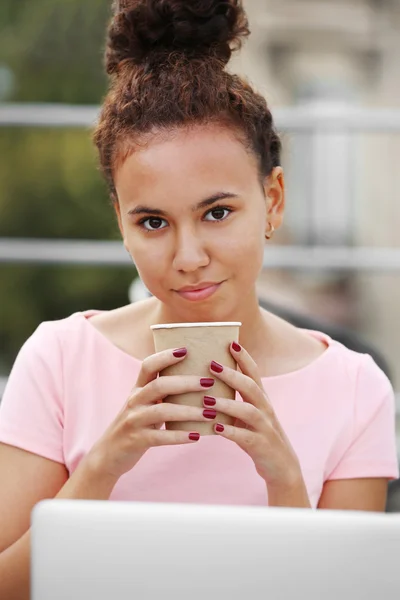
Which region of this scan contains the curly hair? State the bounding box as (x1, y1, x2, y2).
(93, 0, 281, 199)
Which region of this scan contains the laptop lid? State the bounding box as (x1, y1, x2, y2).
(31, 499, 400, 600)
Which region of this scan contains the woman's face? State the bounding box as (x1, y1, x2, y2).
(114, 125, 285, 321)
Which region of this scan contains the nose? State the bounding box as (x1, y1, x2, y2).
(172, 229, 210, 273)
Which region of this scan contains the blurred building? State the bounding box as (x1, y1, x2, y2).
(230, 0, 400, 388)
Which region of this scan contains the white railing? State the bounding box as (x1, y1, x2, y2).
(3, 238, 400, 271)
(2, 102, 400, 131)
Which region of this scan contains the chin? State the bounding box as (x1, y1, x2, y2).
(182, 301, 236, 323)
(154, 286, 238, 322)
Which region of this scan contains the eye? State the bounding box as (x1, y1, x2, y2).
(139, 217, 168, 231)
(204, 207, 232, 222)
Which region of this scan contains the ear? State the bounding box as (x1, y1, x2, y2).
(113, 196, 129, 253)
(263, 167, 285, 231)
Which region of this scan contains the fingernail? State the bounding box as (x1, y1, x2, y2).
(210, 360, 223, 373)
(200, 378, 214, 388)
(189, 432, 200, 441)
(215, 423, 225, 433)
(203, 408, 217, 419)
(173, 347, 187, 358)
(232, 342, 241, 352)
(203, 396, 216, 407)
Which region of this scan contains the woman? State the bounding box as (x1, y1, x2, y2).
(0, 1, 398, 597)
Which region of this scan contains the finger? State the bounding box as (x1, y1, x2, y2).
(136, 347, 188, 388)
(212, 421, 260, 451)
(209, 361, 268, 412)
(203, 396, 263, 430)
(229, 342, 264, 389)
(147, 429, 202, 446)
(135, 402, 218, 428)
(129, 375, 215, 408)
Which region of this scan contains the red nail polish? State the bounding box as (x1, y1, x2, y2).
(173, 347, 187, 358)
(210, 360, 223, 373)
(203, 396, 216, 407)
(200, 378, 214, 388)
(189, 432, 200, 441)
(215, 423, 224, 433)
(203, 408, 217, 419)
(232, 342, 241, 352)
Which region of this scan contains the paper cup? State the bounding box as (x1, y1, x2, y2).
(151, 322, 241, 435)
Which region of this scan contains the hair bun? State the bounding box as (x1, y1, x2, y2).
(106, 0, 250, 74)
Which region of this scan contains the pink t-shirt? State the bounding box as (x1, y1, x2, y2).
(0, 309, 398, 508)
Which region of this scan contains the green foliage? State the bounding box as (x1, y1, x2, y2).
(2, 0, 111, 103)
(0, 1, 137, 372)
(0, 128, 117, 239)
(0, 264, 135, 373)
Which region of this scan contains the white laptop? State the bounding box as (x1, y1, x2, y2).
(31, 499, 400, 600)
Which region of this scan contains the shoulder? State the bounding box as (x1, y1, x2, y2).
(325, 334, 392, 394)
(13, 310, 107, 369)
(22, 311, 93, 350)
(281, 316, 394, 404)
(2, 314, 86, 406)
(312, 333, 396, 426)
(14, 299, 156, 369)
(86, 299, 157, 360)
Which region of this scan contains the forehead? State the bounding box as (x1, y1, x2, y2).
(114, 125, 259, 201)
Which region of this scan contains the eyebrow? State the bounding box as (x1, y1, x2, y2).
(127, 192, 239, 217)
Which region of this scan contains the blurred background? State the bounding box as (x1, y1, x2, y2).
(1, 0, 400, 471)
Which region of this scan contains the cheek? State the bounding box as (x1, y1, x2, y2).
(235, 239, 264, 280)
(127, 236, 167, 279)
(221, 221, 264, 270)
(133, 256, 166, 296)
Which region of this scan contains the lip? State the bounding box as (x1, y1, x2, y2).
(177, 281, 221, 292)
(175, 282, 223, 302)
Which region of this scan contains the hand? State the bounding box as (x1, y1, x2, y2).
(85, 347, 215, 484)
(204, 342, 302, 490)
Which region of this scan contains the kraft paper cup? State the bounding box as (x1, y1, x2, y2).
(151, 322, 241, 435)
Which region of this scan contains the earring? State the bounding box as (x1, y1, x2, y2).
(265, 223, 275, 240)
